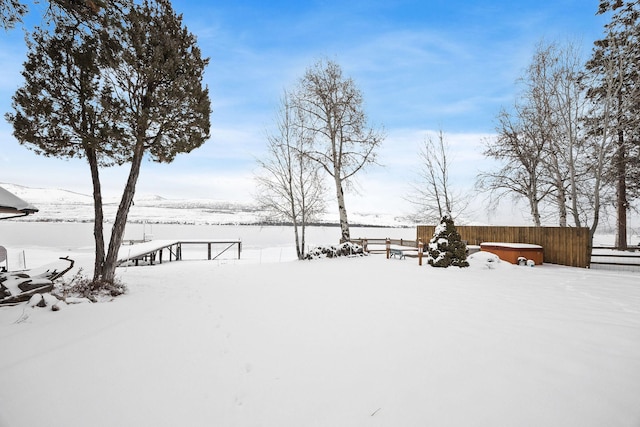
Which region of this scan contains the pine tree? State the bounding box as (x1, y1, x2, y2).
(585, 0, 640, 248)
(426, 215, 469, 268)
(8, 0, 211, 284)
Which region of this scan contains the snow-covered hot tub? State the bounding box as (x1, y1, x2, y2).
(480, 242, 543, 265)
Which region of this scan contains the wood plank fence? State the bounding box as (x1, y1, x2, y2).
(416, 226, 592, 268)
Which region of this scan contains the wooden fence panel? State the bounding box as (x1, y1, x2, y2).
(416, 226, 591, 268)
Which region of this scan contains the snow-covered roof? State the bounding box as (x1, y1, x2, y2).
(0, 185, 38, 219)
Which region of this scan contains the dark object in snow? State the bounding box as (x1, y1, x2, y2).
(0, 257, 74, 306)
(389, 248, 406, 259)
(36, 295, 48, 307)
(426, 215, 469, 268)
(304, 242, 366, 260)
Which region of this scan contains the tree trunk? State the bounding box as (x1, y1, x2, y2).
(568, 149, 581, 227)
(100, 141, 145, 283)
(529, 194, 541, 227)
(293, 217, 302, 260)
(289, 154, 302, 260)
(334, 174, 350, 242)
(86, 148, 105, 282)
(300, 215, 306, 260)
(298, 177, 306, 260)
(556, 184, 567, 227)
(615, 130, 627, 249)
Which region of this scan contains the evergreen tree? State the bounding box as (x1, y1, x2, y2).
(2, 0, 110, 31)
(7, 3, 127, 282)
(1, 0, 28, 30)
(585, 0, 640, 248)
(8, 0, 211, 284)
(426, 215, 469, 268)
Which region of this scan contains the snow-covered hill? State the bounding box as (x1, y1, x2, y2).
(1, 183, 413, 227)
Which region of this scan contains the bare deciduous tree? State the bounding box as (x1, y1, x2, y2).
(408, 130, 468, 224)
(255, 92, 326, 260)
(540, 41, 591, 228)
(478, 40, 595, 228)
(293, 59, 384, 242)
(477, 107, 553, 226)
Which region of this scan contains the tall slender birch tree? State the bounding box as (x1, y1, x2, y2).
(293, 59, 384, 242)
(409, 130, 468, 224)
(255, 91, 326, 260)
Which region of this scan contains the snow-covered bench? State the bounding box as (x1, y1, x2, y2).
(389, 248, 406, 259)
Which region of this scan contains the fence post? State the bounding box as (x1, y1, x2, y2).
(418, 240, 423, 266)
(386, 238, 390, 259)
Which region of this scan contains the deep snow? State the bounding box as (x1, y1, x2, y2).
(1, 223, 639, 427)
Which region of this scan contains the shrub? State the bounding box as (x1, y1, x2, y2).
(426, 215, 469, 268)
(304, 242, 366, 260)
(53, 268, 127, 302)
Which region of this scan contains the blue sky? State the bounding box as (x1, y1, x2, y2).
(0, 0, 609, 222)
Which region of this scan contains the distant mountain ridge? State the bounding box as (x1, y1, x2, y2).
(3, 182, 95, 204)
(0, 183, 413, 227)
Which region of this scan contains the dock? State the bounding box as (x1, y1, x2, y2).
(117, 239, 242, 266)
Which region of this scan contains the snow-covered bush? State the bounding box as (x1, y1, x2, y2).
(426, 215, 469, 268)
(304, 242, 366, 260)
(467, 251, 502, 270)
(53, 268, 127, 302)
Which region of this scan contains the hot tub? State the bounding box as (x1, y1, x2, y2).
(480, 242, 543, 265)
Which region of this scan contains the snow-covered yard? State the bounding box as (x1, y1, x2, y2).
(1, 245, 639, 427)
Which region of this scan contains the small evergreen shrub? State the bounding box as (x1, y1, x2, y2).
(426, 215, 469, 268)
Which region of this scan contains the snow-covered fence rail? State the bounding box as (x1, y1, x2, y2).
(590, 247, 640, 271)
(352, 238, 421, 259)
(416, 226, 591, 268)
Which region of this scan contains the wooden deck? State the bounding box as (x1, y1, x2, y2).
(117, 239, 242, 266)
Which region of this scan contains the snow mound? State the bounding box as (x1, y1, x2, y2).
(467, 250, 512, 270)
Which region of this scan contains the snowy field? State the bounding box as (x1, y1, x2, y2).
(1, 222, 640, 427)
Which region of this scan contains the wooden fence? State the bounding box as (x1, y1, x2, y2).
(416, 226, 592, 268)
(590, 246, 640, 270)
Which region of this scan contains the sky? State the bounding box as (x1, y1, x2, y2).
(0, 0, 610, 223)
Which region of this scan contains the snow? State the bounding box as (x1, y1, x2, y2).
(481, 242, 543, 249)
(0, 182, 414, 227)
(0, 185, 38, 213)
(1, 224, 639, 426)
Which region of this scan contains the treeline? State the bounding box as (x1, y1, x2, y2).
(478, 1, 640, 248)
